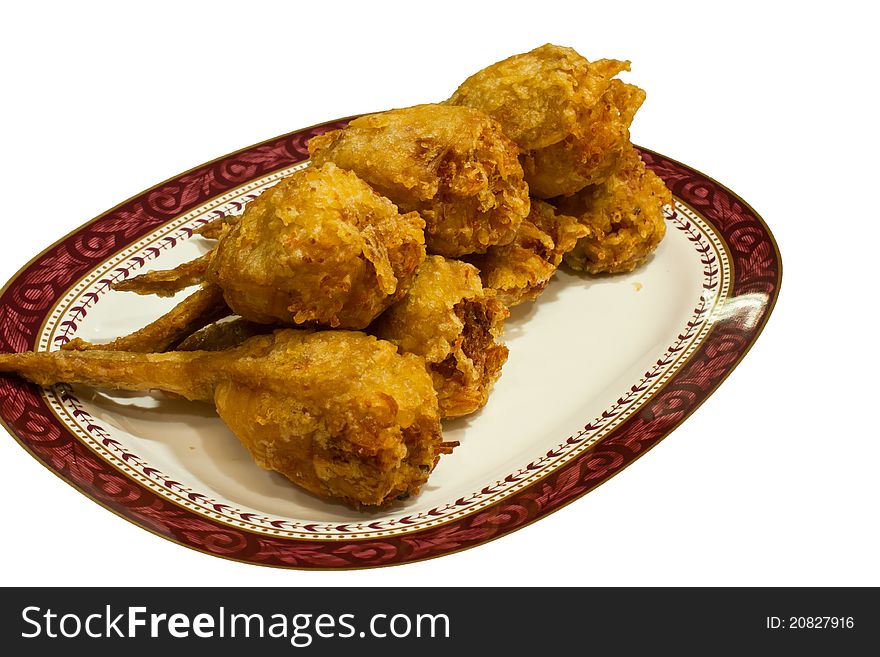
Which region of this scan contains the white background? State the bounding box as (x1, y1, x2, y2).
(1, 1, 877, 587)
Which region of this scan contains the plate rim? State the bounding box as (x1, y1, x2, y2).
(0, 120, 782, 570)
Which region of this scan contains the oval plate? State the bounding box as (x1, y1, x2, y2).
(0, 118, 781, 569)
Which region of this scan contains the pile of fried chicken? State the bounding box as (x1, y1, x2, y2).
(0, 45, 672, 509)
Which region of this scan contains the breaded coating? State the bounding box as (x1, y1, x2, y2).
(0, 330, 451, 508)
(308, 104, 530, 257)
(449, 44, 645, 198)
(371, 256, 508, 418)
(61, 285, 230, 353)
(556, 146, 673, 274)
(522, 77, 644, 198)
(467, 199, 588, 306)
(207, 163, 426, 329)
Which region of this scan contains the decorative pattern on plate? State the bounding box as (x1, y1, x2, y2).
(0, 120, 781, 568)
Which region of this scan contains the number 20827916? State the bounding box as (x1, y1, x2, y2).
(766, 617, 854, 630)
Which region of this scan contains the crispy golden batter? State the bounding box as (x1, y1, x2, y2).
(309, 104, 529, 257)
(449, 44, 645, 198)
(522, 78, 644, 198)
(467, 199, 588, 306)
(208, 163, 426, 329)
(0, 330, 450, 508)
(61, 285, 230, 353)
(371, 256, 508, 418)
(556, 146, 672, 274)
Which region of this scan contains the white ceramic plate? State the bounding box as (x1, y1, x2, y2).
(0, 120, 780, 568)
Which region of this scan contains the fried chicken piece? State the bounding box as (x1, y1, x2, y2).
(467, 199, 588, 306)
(555, 146, 673, 274)
(104, 164, 424, 333)
(112, 250, 214, 297)
(0, 330, 452, 508)
(448, 44, 645, 198)
(66, 165, 425, 353)
(371, 256, 508, 418)
(522, 78, 645, 198)
(308, 104, 530, 257)
(61, 285, 231, 353)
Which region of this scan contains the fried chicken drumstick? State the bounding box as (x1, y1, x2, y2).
(77, 163, 426, 353)
(372, 256, 508, 418)
(1, 330, 452, 508)
(449, 44, 645, 199)
(309, 104, 530, 257)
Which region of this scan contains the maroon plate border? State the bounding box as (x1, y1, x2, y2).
(0, 120, 781, 569)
